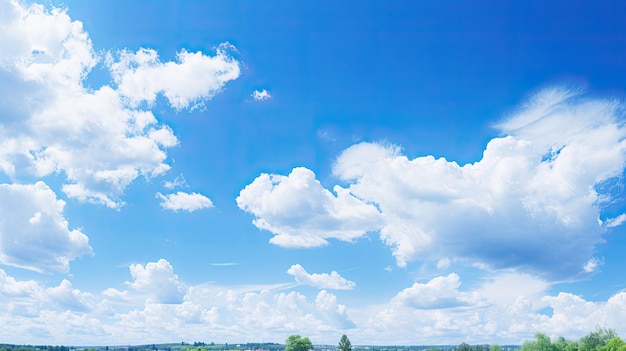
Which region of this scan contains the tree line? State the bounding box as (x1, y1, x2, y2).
(518, 327, 624, 351)
(284, 327, 623, 351)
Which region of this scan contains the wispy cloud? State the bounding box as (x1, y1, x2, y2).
(287, 264, 356, 290)
(157, 191, 214, 212)
(163, 174, 188, 189)
(605, 213, 626, 228)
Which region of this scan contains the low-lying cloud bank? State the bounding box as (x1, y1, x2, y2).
(0, 260, 625, 345)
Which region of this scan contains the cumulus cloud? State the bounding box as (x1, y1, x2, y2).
(287, 264, 356, 290)
(240, 88, 626, 280)
(156, 191, 214, 212)
(251, 89, 271, 101)
(392, 273, 483, 309)
(237, 167, 383, 248)
(46, 280, 93, 312)
(0, 0, 239, 209)
(0, 182, 92, 273)
(0, 269, 42, 299)
(127, 259, 186, 304)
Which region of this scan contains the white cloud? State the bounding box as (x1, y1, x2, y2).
(477, 272, 549, 307)
(392, 273, 483, 309)
(0, 269, 42, 299)
(251, 89, 271, 101)
(582, 257, 603, 273)
(101, 288, 130, 302)
(287, 264, 356, 290)
(127, 259, 186, 304)
(237, 167, 383, 248)
(46, 279, 93, 312)
(0, 0, 237, 273)
(604, 213, 626, 228)
(156, 191, 214, 212)
(108, 44, 241, 110)
(0, 182, 92, 273)
(240, 88, 626, 280)
(163, 174, 188, 189)
(356, 273, 626, 345)
(0, 0, 239, 209)
(437, 257, 452, 270)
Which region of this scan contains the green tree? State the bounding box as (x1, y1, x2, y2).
(458, 343, 472, 351)
(522, 332, 555, 351)
(598, 337, 626, 351)
(580, 327, 617, 351)
(285, 335, 313, 351)
(490, 345, 503, 351)
(553, 337, 578, 351)
(338, 335, 352, 351)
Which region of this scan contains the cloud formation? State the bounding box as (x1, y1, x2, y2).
(0, 0, 239, 272)
(0, 0, 239, 209)
(0, 182, 92, 273)
(237, 167, 383, 248)
(127, 259, 186, 304)
(240, 88, 626, 280)
(107, 45, 240, 110)
(287, 264, 356, 290)
(157, 191, 214, 212)
(392, 273, 481, 309)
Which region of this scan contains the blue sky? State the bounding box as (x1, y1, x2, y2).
(1, 0, 626, 346)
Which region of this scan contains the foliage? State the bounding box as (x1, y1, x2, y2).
(285, 335, 313, 351)
(490, 345, 503, 351)
(580, 327, 618, 351)
(458, 343, 472, 351)
(553, 336, 578, 351)
(598, 337, 626, 351)
(339, 335, 352, 351)
(521, 332, 557, 351)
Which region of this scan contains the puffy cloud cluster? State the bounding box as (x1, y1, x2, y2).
(240, 88, 626, 280)
(359, 273, 626, 345)
(287, 264, 356, 290)
(0, 0, 239, 208)
(128, 259, 186, 304)
(0, 0, 239, 272)
(0, 182, 91, 273)
(237, 167, 383, 248)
